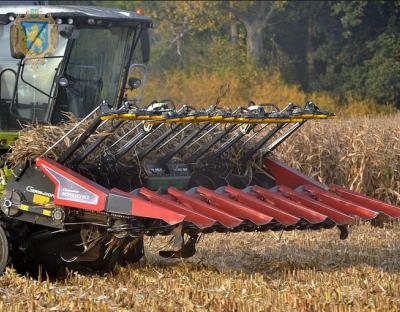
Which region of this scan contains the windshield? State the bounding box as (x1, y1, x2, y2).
(55, 26, 135, 120)
(1, 22, 141, 128)
(16, 38, 68, 120)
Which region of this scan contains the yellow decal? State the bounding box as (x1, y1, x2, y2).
(33, 194, 51, 205)
(42, 209, 52, 217)
(20, 204, 29, 211)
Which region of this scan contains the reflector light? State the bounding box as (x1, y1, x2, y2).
(135, 7, 145, 15)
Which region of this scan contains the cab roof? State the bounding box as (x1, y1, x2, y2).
(0, 5, 152, 26)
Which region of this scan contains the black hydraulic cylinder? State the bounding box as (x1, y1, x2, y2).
(69, 120, 125, 167)
(137, 123, 184, 160)
(158, 123, 210, 165)
(266, 121, 305, 153)
(114, 130, 152, 160)
(213, 125, 255, 158)
(58, 117, 102, 164)
(240, 123, 285, 163)
(186, 124, 237, 163)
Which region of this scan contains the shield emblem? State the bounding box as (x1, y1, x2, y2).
(21, 21, 49, 54)
(11, 12, 58, 59)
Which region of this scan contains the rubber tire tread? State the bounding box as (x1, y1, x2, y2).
(0, 226, 9, 274)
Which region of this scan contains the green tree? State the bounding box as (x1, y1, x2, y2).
(54, 1, 400, 106)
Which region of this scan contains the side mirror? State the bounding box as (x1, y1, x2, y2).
(10, 24, 26, 59)
(140, 26, 150, 63)
(127, 77, 142, 90)
(125, 64, 147, 103)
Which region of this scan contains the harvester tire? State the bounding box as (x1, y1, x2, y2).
(0, 226, 9, 274)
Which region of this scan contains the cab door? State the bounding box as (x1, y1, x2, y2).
(0, 23, 19, 131)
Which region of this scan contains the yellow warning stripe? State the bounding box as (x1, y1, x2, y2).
(19, 204, 52, 218)
(100, 113, 334, 124)
(42, 209, 52, 217)
(20, 204, 29, 211)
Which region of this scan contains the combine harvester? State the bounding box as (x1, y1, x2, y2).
(0, 5, 399, 274)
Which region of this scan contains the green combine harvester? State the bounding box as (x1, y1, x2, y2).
(0, 3, 149, 193)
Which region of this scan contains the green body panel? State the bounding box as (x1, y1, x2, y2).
(0, 132, 18, 194)
(0, 131, 19, 150)
(0, 166, 12, 195)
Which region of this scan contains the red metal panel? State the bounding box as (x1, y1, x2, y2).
(110, 188, 185, 225)
(130, 196, 185, 225)
(277, 185, 353, 225)
(224, 186, 300, 226)
(329, 184, 400, 218)
(36, 158, 108, 212)
(303, 185, 378, 220)
(263, 157, 326, 189)
(167, 187, 243, 228)
(251, 185, 328, 224)
(196, 186, 274, 225)
(139, 188, 216, 229)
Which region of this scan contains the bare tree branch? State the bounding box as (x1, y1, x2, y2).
(264, 3, 275, 24)
(257, 1, 269, 17)
(257, 2, 275, 28)
(224, 2, 250, 25)
(226, 1, 276, 30)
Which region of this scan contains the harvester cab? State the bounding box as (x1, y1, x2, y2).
(1, 5, 400, 276)
(0, 5, 150, 151)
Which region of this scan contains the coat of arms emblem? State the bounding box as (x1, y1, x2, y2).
(11, 9, 59, 63)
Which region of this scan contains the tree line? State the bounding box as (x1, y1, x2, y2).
(62, 1, 400, 107)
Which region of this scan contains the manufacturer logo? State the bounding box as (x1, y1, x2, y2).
(11, 9, 58, 63)
(60, 188, 92, 202)
(26, 185, 54, 198)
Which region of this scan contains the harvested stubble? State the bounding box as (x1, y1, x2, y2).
(1, 224, 400, 311)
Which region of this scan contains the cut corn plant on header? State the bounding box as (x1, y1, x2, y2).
(0, 5, 398, 275)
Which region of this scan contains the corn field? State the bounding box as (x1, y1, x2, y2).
(277, 115, 400, 205)
(1, 115, 400, 311)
